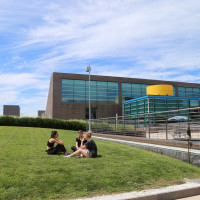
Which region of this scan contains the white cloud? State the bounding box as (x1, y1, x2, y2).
(0, 73, 49, 89)
(93, 63, 200, 84)
(0, 90, 19, 105)
(2, 0, 198, 74)
(0, 73, 49, 116)
(13, 0, 199, 75)
(0, 0, 200, 116)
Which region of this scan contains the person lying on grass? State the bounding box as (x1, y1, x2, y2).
(71, 130, 87, 152)
(46, 130, 69, 155)
(65, 131, 97, 158)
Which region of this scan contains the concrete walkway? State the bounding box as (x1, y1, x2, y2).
(73, 179, 200, 200)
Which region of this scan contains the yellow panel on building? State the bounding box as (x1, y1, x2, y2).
(146, 85, 173, 96)
(115, 96, 119, 104)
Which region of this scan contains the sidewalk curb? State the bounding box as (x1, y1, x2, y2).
(74, 184, 200, 200)
(125, 186, 200, 200)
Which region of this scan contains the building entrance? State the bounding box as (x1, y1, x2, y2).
(86, 107, 97, 119)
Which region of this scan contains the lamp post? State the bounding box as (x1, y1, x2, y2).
(86, 65, 91, 131)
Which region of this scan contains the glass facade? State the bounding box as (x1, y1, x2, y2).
(122, 83, 177, 101)
(62, 79, 119, 104)
(62, 78, 200, 109)
(173, 86, 176, 96)
(122, 83, 151, 101)
(123, 96, 200, 117)
(178, 87, 200, 98)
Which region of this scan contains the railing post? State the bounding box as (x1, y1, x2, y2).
(148, 113, 150, 139)
(165, 111, 168, 140)
(134, 115, 136, 136)
(115, 113, 118, 131)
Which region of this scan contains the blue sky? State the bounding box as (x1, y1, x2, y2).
(0, 0, 200, 116)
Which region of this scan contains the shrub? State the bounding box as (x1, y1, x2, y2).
(34, 117, 44, 127)
(68, 120, 87, 131)
(18, 117, 30, 127)
(0, 116, 15, 126)
(0, 116, 87, 131)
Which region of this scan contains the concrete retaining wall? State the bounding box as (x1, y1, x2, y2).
(94, 136, 200, 167)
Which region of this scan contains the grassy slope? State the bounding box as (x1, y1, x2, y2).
(0, 126, 200, 200)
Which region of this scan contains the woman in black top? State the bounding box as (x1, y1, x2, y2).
(66, 132, 97, 158)
(71, 130, 87, 152)
(46, 131, 68, 155)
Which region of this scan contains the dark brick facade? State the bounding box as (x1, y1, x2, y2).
(38, 110, 46, 117)
(3, 105, 20, 117)
(46, 72, 200, 120)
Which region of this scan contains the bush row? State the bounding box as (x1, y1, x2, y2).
(0, 116, 87, 131)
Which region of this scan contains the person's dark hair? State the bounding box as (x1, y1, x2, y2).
(78, 130, 83, 139)
(51, 130, 58, 138)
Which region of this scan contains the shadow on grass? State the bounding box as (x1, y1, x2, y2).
(44, 151, 103, 158)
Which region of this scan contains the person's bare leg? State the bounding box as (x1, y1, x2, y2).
(69, 149, 82, 157)
(69, 149, 90, 158)
(80, 149, 90, 158)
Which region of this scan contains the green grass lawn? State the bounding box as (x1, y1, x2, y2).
(0, 126, 200, 200)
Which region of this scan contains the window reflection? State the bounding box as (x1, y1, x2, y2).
(61, 79, 119, 104)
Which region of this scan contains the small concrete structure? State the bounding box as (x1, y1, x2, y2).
(38, 110, 46, 117)
(3, 105, 20, 117)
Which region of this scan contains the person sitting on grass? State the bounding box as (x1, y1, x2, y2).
(65, 132, 97, 158)
(71, 130, 87, 152)
(46, 130, 69, 155)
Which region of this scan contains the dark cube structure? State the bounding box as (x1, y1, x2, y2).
(3, 105, 20, 117)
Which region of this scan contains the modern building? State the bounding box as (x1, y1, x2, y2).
(38, 110, 46, 117)
(123, 95, 200, 118)
(123, 85, 200, 126)
(3, 105, 20, 117)
(46, 72, 200, 120)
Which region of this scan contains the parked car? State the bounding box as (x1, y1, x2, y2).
(167, 116, 188, 122)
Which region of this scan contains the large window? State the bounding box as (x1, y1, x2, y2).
(190, 100, 199, 107)
(173, 86, 176, 96)
(122, 83, 151, 101)
(178, 87, 200, 98)
(62, 79, 119, 104)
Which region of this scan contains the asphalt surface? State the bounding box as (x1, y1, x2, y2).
(177, 195, 200, 200)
